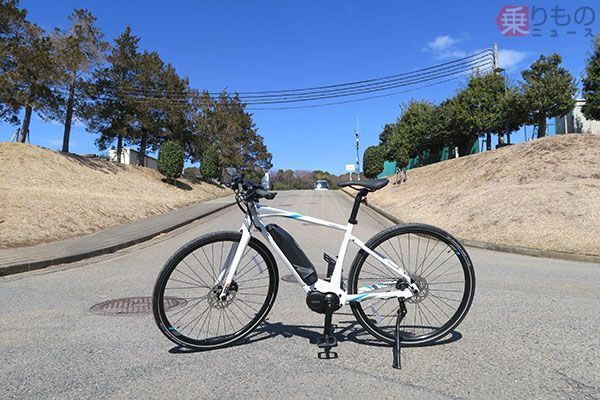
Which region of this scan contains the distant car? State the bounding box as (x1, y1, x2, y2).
(314, 180, 329, 190)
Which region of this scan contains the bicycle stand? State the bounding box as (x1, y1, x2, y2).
(317, 308, 338, 359)
(393, 299, 407, 369)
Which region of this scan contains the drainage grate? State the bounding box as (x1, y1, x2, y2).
(90, 296, 186, 315)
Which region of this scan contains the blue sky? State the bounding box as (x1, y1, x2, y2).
(1, 0, 596, 174)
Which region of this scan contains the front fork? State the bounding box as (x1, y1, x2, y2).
(218, 218, 252, 300)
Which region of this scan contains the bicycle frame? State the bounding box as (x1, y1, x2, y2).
(220, 201, 418, 306)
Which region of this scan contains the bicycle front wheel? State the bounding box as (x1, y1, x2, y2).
(153, 231, 278, 350)
(348, 223, 475, 346)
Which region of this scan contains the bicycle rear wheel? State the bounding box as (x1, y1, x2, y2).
(348, 223, 475, 346)
(153, 231, 278, 350)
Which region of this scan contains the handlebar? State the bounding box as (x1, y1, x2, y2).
(254, 188, 277, 200)
(228, 177, 277, 202)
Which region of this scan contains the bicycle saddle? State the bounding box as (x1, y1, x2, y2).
(337, 178, 389, 192)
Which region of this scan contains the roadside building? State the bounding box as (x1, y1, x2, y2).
(556, 99, 600, 134)
(108, 148, 158, 169)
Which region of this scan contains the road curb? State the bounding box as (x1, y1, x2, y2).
(0, 197, 236, 277)
(340, 189, 600, 264)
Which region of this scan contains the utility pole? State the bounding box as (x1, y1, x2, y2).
(493, 43, 511, 146)
(355, 117, 360, 180)
(492, 42, 499, 70)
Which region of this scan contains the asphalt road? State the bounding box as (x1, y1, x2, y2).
(1, 190, 599, 400)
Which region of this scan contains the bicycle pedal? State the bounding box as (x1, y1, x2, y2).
(318, 349, 338, 359)
(316, 335, 338, 348)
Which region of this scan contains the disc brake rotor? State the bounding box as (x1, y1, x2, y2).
(407, 274, 429, 304)
(208, 283, 238, 309)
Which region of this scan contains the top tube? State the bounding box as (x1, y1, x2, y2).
(255, 205, 348, 231)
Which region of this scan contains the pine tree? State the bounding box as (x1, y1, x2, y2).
(81, 26, 140, 162)
(0, 0, 27, 125)
(0, 1, 58, 143)
(52, 9, 107, 152)
(582, 36, 600, 121)
(129, 51, 193, 166)
(193, 91, 272, 175)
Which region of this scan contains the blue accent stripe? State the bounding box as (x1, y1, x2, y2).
(287, 213, 303, 219)
(349, 293, 370, 302)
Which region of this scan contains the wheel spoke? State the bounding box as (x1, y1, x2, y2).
(349, 227, 474, 344)
(154, 236, 276, 349)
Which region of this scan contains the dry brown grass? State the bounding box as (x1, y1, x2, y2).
(0, 143, 229, 248)
(366, 134, 600, 257)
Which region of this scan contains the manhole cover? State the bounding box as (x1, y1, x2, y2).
(90, 296, 186, 315)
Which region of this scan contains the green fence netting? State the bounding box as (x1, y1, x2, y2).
(377, 140, 480, 178)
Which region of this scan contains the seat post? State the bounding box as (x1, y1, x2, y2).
(348, 188, 369, 225)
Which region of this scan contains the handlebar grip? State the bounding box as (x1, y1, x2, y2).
(255, 188, 277, 200)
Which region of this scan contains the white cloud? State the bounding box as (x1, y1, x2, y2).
(498, 49, 528, 70)
(427, 35, 458, 51)
(423, 35, 467, 59)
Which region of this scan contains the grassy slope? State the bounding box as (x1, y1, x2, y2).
(367, 134, 600, 256)
(0, 143, 229, 248)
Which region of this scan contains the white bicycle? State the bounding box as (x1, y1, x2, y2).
(153, 169, 475, 367)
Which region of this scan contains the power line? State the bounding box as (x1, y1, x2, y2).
(247, 68, 492, 110)
(221, 51, 493, 98)
(236, 61, 493, 104)
(64, 67, 491, 112)
(46, 48, 493, 109)
(100, 50, 492, 100)
(62, 59, 491, 106)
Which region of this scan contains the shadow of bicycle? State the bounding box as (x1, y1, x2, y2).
(168, 319, 462, 354)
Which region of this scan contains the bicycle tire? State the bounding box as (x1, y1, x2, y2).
(153, 231, 278, 350)
(348, 223, 475, 346)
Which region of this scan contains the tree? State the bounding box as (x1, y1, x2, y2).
(363, 145, 385, 179)
(498, 84, 528, 144)
(582, 36, 600, 121)
(379, 123, 407, 167)
(445, 73, 527, 150)
(157, 140, 183, 184)
(200, 146, 219, 180)
(521, 54, 577, 138)
(0, 0, 27, 125)
(437, 96, 477, 155)
(129, 51, 193, 166)
(128, 51, 168, 166)
(0, 1, 58, 143)
(270, 169, 340, 190)
(378, 101, 444, 170)
(52, 9, 107, 153)
(455, 73, 506, 150)
(81, 26, 140, 162)
(392, 100, 442, 159)
(193, 91, 272, 175)
(0, 0, 24, 34)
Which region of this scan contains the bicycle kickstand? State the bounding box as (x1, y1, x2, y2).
(393, 298, 407, 369)
(317, 300, 338, 359)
